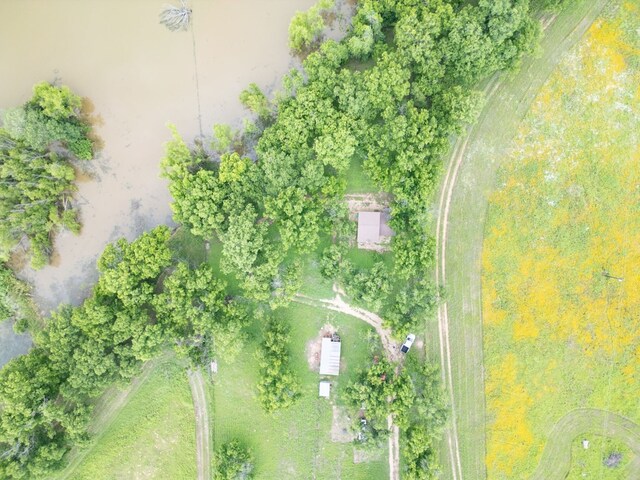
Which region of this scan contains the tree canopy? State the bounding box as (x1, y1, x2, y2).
(213, 439, 254, 480)
(256, 316, 301, 413)
(288, 0, 335, 52)
(0, 83, 94, 268)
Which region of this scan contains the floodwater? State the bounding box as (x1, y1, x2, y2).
(0, 0, 354, 365)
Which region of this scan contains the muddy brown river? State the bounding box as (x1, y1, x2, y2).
(0, 0, 353, 364)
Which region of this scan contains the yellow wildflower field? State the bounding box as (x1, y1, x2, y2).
(482, 2, 640, 478)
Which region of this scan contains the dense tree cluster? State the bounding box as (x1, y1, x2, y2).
(214, 439, 254, 480)
(255, 316, 301, 413)
(0, 228, 167, 478)
(0, 227, 248, 478)
(401, 361, 449, 479)
(163, 0, 542, 334)
(154, 262, 248, 364)
(0, 83, 93, 268)
(161, 126, 305, 307)
(344, 358, 397, 447)
(3, 83, 93, 160)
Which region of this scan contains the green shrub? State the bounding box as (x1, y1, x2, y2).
(288, 0, 334, 52)
(214, 440, 254, 480)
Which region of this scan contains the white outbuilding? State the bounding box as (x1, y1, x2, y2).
(319, 336, 341, 376)
(319, 381, 331, 398)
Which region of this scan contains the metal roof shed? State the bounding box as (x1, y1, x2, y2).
(357, 211, 381, 245)
(319, 337, 341, 376)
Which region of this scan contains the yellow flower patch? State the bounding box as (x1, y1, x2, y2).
(482, 3, 640, 478)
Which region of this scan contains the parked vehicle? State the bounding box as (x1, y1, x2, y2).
(400, 334, 416, 354)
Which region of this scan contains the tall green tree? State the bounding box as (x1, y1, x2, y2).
(0, 82, 93, 268)
(3, 82, 93, 160)
(0, 349, 89, 479)
(214, 440, 254, 480)
(0, 132, 80, 268)
(154, 263, 248, 364)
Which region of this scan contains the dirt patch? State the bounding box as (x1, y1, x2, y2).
(331, 405, 353, 443)
(345, 193, 391, 215)
(305, 323, 337, 372)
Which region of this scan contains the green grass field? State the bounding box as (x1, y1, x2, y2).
(211, 302, 388, 479)
(426, 1, 612, 478)
(481, 2, 640, 478)
(58, 357, 196, 480)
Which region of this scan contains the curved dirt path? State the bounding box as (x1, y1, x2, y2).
(294, 292, 401, 480)
(188, 369, 211, 480)
(431, 3, 610, 479)
(295, 293, 401, 363)
(531, 409, 640, 480)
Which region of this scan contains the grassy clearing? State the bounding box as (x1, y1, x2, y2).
(345, 246, 392, 272)
(531, 408, 640, 480)
(568, 435, 632, 479)
(211, 302, 388, 479)
(345, 155, 379, 194)
(60, 357, 196, 480)
(426, 1, 610, 478)
(169, 227, 207, 267)
(481, 2, 640, 478)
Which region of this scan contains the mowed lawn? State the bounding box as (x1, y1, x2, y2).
(63, 358, 196, 480)
(212, 302, 388, 479)
(482, 2, 640, 478)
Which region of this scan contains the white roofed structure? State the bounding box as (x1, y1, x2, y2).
(319, 381, 331, 398)
(319, 336, 341, 376)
